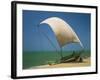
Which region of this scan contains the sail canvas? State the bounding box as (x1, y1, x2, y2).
(40, 17, 83, 47)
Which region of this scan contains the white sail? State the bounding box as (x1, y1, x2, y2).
(40, 17, 83, 48)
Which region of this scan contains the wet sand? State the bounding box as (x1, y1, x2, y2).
(29, 58, 90, 69)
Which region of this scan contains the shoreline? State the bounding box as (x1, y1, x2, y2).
(29, 57, 91, 69)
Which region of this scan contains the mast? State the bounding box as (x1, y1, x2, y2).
(60, 47, 63, 59)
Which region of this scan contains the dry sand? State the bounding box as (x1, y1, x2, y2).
(29, 58, 91, 69)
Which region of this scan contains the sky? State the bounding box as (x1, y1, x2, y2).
(23, 10, 90, 52)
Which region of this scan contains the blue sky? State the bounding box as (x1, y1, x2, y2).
(23, 10, 90, 51)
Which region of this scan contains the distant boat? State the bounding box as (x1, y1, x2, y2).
(39, 17, 83, 62)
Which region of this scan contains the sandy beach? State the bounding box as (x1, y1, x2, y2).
(29, 58, 90, 69)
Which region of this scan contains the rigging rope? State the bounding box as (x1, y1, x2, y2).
(37, 25, 63, 59)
